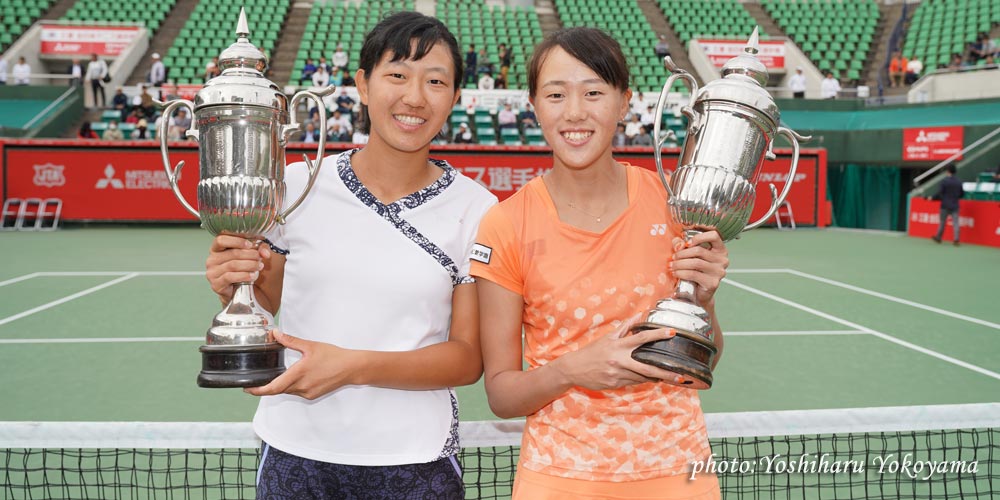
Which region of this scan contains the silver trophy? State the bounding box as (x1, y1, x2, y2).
(158, 8, 333, 388)
(630, 28, 809, 389)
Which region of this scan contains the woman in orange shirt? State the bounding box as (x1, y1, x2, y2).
(471, 27, 729, 499)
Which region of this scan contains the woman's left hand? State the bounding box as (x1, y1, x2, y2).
(244, 331, 359, 400)
(669, 231, 729, 307)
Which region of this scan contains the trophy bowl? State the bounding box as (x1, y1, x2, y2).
(630, 28, 809, 390)
(159, 8, 333, 387)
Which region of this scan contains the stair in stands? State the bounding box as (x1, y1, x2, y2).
(865, 0, 905, 91)
(268, 3, 310, 87)
(39, 0, 74, 21)
(636, 0, 697, 86)
(535, 0, 563, 34)
(741, 1, 786, 41)
(128, 0, 199, 86)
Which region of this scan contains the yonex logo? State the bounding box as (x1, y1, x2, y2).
(95, 164, 124, 189)
(650, 224, 668, 236)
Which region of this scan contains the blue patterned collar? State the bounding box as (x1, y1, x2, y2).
(337, 148, 456, 215)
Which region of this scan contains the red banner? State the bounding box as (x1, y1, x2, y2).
(699, 39, 786, 69)
(2, 141, 826, 227)
(39, 24, 142, 57)
(907, 197, 1000, 247)
(902, 126, 964, 162)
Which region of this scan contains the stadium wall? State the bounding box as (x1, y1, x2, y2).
(0, 140, 829, 229)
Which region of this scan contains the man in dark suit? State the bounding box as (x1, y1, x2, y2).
(931, 164, 965, 245)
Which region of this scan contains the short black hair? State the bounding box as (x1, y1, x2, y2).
(528, 27, 630, 99)
(356, 11, 462, 133)
(358, 11, 462, 90)
(946, 164, 957, 174)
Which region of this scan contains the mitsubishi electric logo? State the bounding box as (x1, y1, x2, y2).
(95, 164, 124, 189)
(95, 164, 174, 190)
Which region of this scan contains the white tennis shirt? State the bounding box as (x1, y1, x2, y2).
(256, 149, 496, 466)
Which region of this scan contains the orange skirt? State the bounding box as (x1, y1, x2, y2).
(512, 466, 721, 500)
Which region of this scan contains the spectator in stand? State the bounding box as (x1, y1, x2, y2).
(335, 88, 356, 117)
(317, 56, 332, 74)
(640, 103, 656, 129)
(300, 58, 317, 86)
(820, 71, 841, 99)
(149, 53, 166, 89)
(633, 124, 653, 146)
(134, 117, 149, 139)
(69, 59, 83, 87)
(654, 34, 670, 63)
(947, 53, 963, 70)
(464, 44, 477, 86)
(624, 113, 642, 143)
(0, 57, 7, 85)
(326, 121, 351, 142)
(497, 102, 518, 130)
(312, 64, 330, 88)
(351, 128, 368, 144)
(477, 47, 493, 76)
(13, 56, 31, 85)
(112, 87, 130, 120)
(330, 68, 344, 87)
(498, 43, 511, 88)
(164, 81, 181, 101)
(889, 51, 907, 87)
(133, 84, 155, 118)
(930, 164, 964, 246)
(969, 33, 991, 61)
(519, 103, 538, 129)
(78, 122, 99, 139)
(103, 120, 125, 141)
(789, 67, 807, 98)
(205, 57, 221, 82)
(85, 54, 108, 106)
(329, 109, 353, 137)
(630, 91, 645, 117)
(478, 70, 495, 90)
(613, 123, 627, 147)
(453, 122, 474, 143)
(905, 58, 923, 84)
(331, 43, 349, 73)
(168, 108, 192, 141)
(296, 121, 320, 143)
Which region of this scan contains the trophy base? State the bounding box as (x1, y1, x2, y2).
(198, 343, 285, 388)
(630, 322, 716, 390)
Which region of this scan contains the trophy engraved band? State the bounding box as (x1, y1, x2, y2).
(158, 9, 334, 388)
(630, 28, 810, 390)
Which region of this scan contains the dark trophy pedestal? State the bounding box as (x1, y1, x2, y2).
(198, 343, 285, 388)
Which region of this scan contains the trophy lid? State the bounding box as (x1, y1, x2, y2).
(696, 28, 780, 124)
(194, 8, 286, 110)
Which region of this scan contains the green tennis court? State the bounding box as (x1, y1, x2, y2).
(0, 226, 997, 498)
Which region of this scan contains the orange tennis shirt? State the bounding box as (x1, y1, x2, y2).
(470, 164, 711, 481)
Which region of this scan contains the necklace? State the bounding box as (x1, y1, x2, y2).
(549, 168, 623, 223)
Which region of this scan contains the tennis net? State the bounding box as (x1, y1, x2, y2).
(1, 403, 996, 499)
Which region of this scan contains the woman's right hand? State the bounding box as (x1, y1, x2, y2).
(205, 234, 270, 304)
(548, 318, 685, 390)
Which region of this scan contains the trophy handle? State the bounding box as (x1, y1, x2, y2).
(278, 85, 336, 224)
(743, 126, 811, 231)
(653, 57, 700, 198)
(157, 99, 200, 219)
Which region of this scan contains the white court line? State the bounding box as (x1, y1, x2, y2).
(0, 337, 202, 344)
(34, 271, 204, 277)
(726, 330, 866, 336)
(782, 269, 1000, 331)
(725, 278, 1000, 382)
(0, 273, 41, 288)
(0, 274, 140, 327)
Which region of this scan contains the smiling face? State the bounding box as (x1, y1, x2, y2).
(532, 47, 630, 172)
(356, 40, 460, 155)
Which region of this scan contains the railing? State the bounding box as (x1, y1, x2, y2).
(877, 1, 910, 99)
(912, 124, 1000, 187)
